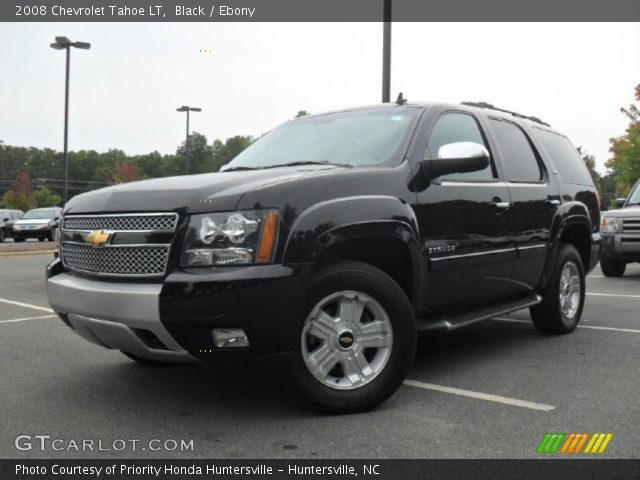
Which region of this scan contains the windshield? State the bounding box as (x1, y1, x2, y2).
(627, 183, 640, 206)
(222, 106, 421, 171)
(23, 209, 56, 220)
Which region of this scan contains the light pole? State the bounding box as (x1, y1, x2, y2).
(176, 106, 202, 174)
(50, 36, 91, 206)
(382, 0, 391, 103)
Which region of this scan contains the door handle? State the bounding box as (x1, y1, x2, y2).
(490, 201, 510, 209)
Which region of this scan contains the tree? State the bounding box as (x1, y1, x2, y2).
(176, 132, 213, 175)
(606, 84, 640, 194)
(211, 135, 253, 171)
(2, 173, 36, 211)
(112, 160, 140, 184)
(577, 147, 601, 197)
(295, 110, 309, 118)
(34, 187, 62, 207)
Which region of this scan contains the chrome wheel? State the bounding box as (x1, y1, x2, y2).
(301, 291, 393, 390)
(559, 261, 581, 319)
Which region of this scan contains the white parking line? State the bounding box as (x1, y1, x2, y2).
(0, 298, 53, 313)
(403, 379, 555, 411)
(587, 292, 640, 299)
(0, 314, 56, 324)
(493, 317, 640, 334)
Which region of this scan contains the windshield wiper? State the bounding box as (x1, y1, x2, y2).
(262, 161, 353, 169)
(222, 166, 262, 172)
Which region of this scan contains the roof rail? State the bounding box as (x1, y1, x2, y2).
(460, 101, 550, 127)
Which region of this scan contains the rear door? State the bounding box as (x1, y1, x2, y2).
(485, 117, 559, 295)
(413, 109, 515, 312)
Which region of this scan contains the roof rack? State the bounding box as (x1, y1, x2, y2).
(460, 101, 550, 127)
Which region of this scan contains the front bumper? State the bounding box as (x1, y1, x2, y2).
(46, 265, 192, 363)
(13, 227, 52, 238)
(601, 232, 640, 261)
(46, 260, 312, 364)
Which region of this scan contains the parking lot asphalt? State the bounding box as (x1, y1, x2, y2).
(0, 255, 638, 459)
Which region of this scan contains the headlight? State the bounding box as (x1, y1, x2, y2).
(39, 223, 49, 228)
(601, 216, 622, 233)
(181, 210, 278, 266)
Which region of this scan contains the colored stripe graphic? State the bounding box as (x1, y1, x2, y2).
(538, 433, 613, 454)
(537, 433, 565, 453)
(585, 433, 613, 454)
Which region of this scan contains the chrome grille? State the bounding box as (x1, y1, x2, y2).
(60, 212, 177, 277)
(61, 243, 170, 276)
(63, 214, 178, 232)
(623, 218, 640, 233)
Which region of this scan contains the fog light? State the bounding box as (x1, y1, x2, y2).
(212, 328, 249, 348)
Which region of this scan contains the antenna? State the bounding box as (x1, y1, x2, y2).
(395, 92, 407, 105)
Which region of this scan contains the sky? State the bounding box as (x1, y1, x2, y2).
(0, 22, 638, 173)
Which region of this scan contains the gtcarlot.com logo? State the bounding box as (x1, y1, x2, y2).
(14, 434, 194, 452)
(537, 432, 613, 454)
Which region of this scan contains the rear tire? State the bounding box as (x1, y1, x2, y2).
(289, 261, 417, 413)
(530, 244, 585, 335)
(600, 255, 626, 277)
(0, 229, 5, 243)
(14, 237, 24, 243)
(38, 237, 45, 242)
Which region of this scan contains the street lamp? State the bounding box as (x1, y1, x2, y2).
(50, 36, 91, 206)
(382, 0, 391, 103)
(176, 106, 202, 175)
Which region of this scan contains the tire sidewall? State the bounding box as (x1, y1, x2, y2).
(290, 263, 416, 412)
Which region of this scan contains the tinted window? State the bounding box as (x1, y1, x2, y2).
(490, 119, 542, 182)
(533, 128, 593, 186)
(427, 112, 495, 181)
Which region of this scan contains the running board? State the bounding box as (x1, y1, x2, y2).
(417, 293, 542, 333)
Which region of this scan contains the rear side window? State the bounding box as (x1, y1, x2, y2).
(532, 128, 593, 186)
(490, 119, 542, 182)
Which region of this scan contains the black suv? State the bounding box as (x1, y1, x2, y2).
(46, 102, 600, 412)
(599, 179, 640, 276)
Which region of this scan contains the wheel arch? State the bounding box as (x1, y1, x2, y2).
(282, 196, 423, 308)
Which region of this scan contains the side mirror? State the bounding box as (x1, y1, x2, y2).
(54, 216, 60, 221)
(615, 198, 626, 209)
(2, 217, 9, 222)
(422, 142, 490, 179)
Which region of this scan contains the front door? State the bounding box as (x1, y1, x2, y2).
(412, 110, 515, 312)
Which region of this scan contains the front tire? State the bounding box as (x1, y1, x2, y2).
(531, 244, 585, 335)
(289, 261, 416, 413)
(0, 229, 5, 243)
(600, 254, 626, 277)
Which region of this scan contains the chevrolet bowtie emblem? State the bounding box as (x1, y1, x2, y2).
(87, 229, 111, 248)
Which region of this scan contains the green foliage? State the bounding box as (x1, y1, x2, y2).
(34, 187, 62, 207)
(295, 110, 310, 118)
(2, 173, 36, 211)
(606, 84, 640, 194)
(0, 132, 254, 199)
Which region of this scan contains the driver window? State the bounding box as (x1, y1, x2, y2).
(426, 112, 496, 181)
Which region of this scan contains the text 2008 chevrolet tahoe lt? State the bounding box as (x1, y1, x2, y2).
(46, 101, 600, 412)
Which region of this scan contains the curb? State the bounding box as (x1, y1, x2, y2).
(0, 250, 55, 258)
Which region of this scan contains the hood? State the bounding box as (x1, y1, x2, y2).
(602, 205, 640, 218)
(64, 166, 347, 215)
